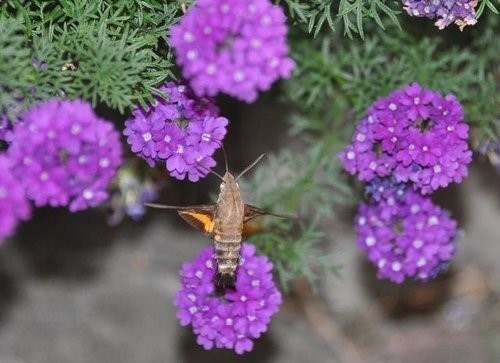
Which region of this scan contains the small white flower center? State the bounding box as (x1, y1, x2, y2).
(71, 124, 81, 135)
(183, 31, 195, 43)
(391, 262, 402, 272)
(417, 257, 427, 267)
(99, 158, 110, 168)
(428, 216, 439, 225)
(346, 151, 356, 160)
(201, 132, 211, 142)
(233, 70, 245, 82)
(269, 57, 279, 68)
(365, 236, 376, 247)
(142, 132, 152, 142)
(261, 15, 271, 26)
(389, 103, 397, 111)
(195, 270, 203, 278)
(186, 50, 198, 60)
(251, 279, 260, 287)
(78, 155, 87, 164)
(176, 144, 184, 154)
(413, 239, 423, 249)
(250, 38, 262, 48)
(206, 63, 217, 75)
(40, 171, 49, 181)
(356, 133, 366, 142)
(83, 189, 94, 200)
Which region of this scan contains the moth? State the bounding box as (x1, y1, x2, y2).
(146, 153, 289, 287)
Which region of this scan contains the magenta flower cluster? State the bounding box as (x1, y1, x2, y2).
(174, 243, 282, 354)
(340, 83, 468, 283)
(7, 99, 123, 212)
(339, 83, 472, 195)
(124, 82, 228, 182)
(356, 180, 457, 283)
(0, 155, 31, 242)
(170, 0, 295, 103)
(402, 0, 478, 30)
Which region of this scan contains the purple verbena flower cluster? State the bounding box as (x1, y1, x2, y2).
(175, 243, 282, 354)
(340, 83, 472, 194)
(7, 99, 123, 212)
(340, 83, 468, 283)
(170, 0, 295, 102)
(402, 0, 478, 30)
(356, 181, 457, 283)
(0, 155, 31, 242)
(124, 82, 228, 182)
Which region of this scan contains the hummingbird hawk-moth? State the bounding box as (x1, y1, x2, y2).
(146, 153, 289, 287)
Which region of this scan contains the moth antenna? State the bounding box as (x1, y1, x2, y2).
(221, 144, 229, 174)
(194, 158, 225, 182)
(235, 153, 265, 181)
(144, 202, 182, 209)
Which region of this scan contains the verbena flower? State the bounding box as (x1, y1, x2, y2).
(0, 114, 10, 142)
(339, 82, 472, 194)
(0, 97, 25, 142)
(108, 166, 160, 225)
(124, 82, 227, 182)
(7, 99, 123, 212)
(402, 0, 478, 30)
(174, 243, 282, 354)
(0, 155, 31, 242)
(356, 181, 457, 283)
(170, 0, 295, 102)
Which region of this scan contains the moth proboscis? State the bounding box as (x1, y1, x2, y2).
(146, 153, 294, 288)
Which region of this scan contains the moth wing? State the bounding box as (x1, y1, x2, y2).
(177, 205, 217, 236)
(243, 204, 293, 222)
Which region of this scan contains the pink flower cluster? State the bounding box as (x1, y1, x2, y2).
(170, 0, 295, 102)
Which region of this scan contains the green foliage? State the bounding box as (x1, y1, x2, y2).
(284, 16, 500, 137)
(240, 144, 355, 290)
(282, 0, 401, 38)
(1, 0, 180, 114)
(0, 17, 34, 117)
(283, 0, 499, 38)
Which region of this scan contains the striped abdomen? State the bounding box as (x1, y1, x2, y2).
(213, 172, 245, 286)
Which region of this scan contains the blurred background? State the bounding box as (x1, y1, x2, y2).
(0, 102, 498, 363)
